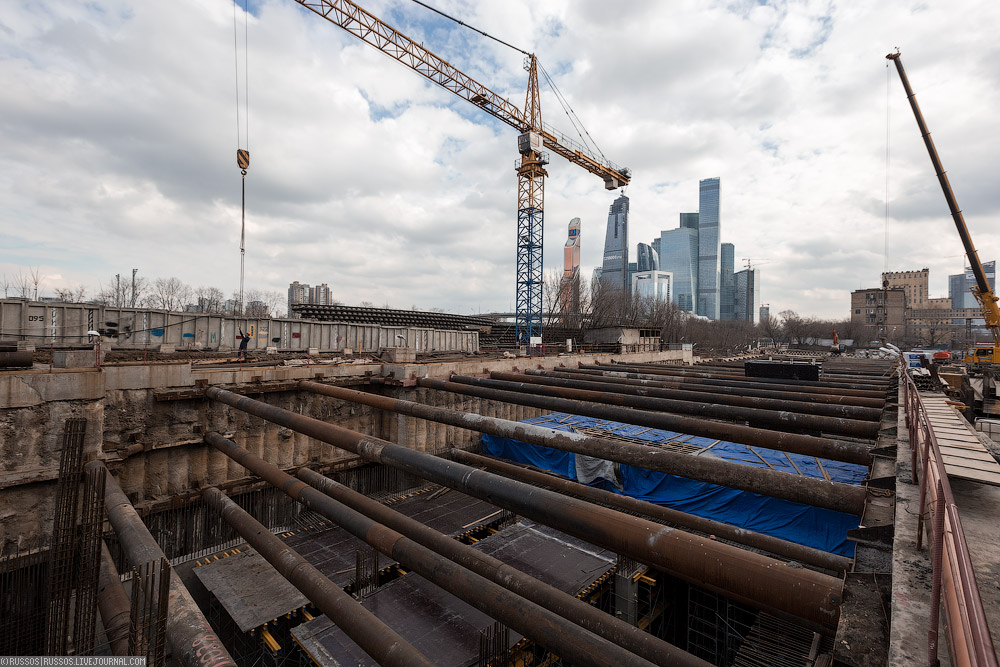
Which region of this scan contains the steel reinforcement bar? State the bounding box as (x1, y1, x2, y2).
(204, 387, 844, 629)
(300, 381, 867, 515)
(85, 461, 236, 667)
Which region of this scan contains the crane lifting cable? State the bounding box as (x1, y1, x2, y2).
(539, 63, 608, 166)
(233, 0, 250, 316)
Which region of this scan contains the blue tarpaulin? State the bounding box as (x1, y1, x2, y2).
(480, 412, 866, 557)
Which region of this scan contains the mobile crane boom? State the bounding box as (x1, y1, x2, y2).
(887, 51, 1000, 354)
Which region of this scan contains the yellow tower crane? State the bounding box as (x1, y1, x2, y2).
(293, 0, 631, 344)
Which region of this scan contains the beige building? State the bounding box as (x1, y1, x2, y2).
(882, 268, 929, 309)
(851, 288, 905, 342)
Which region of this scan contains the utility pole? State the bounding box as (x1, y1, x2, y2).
(115, 274, 121, 308)
(130, 268, 138, 308)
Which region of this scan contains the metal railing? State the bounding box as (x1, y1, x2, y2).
(901, 366, 998, 666)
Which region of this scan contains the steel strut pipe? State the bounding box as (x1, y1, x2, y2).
(97, 541, 131, 656)
(85, 461, 237, 667)
(202, 435, 658, 667)
(581, 364, 890, 398)
(524, 367, 885, 416)
(292, 473, 707, 667)
(510, 370, 884, 421)
(454, 375, 880, 440)
(201, 487, 434, 667)
(201, 432, 698, 667)
(593, 363, 890, 393)
(300, 381, 867, 515)
(204, 387, 844, 630)
(550, 367, 886, 408)
(419, 377, 873, 465)
(449, 449, 852, 573)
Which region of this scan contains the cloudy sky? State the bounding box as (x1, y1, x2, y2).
(2, 0, 999, 318)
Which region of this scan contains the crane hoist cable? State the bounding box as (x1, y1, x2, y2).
(233, 0, 250, 315)
(408, 0, 529, 55)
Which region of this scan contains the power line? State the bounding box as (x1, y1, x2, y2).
(409, 0, 529, 56)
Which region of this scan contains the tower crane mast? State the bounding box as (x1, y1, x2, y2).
(293, 0, 631, 344)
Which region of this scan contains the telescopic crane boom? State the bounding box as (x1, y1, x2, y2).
(294, 0, 631, 344)
(887, 51, 1000, 355)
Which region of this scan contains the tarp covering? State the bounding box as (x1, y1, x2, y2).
(480, 412, 866, 557)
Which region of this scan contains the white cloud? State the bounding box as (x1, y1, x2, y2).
(1, 0, 999, 318)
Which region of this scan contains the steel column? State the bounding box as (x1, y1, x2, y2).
(204, 432, 696, 667)
(85, 461, 236, 667)
(414, 377, 872, 465)
(204, 388, 844, 629)
(450, 449, 852, 572)
(300, 381, 866, 514)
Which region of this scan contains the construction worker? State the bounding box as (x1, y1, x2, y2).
(237, 327, 251, 360)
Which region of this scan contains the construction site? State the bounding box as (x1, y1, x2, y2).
(3, 0, 1000, 666)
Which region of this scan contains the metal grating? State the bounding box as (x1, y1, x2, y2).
(0, 544, 49, 654)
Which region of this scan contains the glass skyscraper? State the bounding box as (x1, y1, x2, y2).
(949, 260, 995, 309)
(697, 178, 721, 319)
(660, 225, 699, 312)
(720, 242, 735, 320)
(601, 194, 630, 292)
(734, 268, 760, 323)
(636, 243, 658, 272)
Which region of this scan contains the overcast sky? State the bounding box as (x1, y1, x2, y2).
(2, 0, 999, 318)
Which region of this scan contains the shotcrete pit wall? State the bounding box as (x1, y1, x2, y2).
(0, 373, 544, 553)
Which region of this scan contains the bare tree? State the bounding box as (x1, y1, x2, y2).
(194, 286, 225, 313)
(147, 277, 192, 312)
(53, 285, 88, 303)
(11, 271, 32, 300)
(28, 266, 43, 301)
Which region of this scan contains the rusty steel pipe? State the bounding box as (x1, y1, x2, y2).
(85, 461, 237, 667)
(204, 387, 844, 629)
(514, 370, 883, 421)
(582, 364, 889, 398)
(202, 432, 696, 666)
(300, 381, 866, 515)
(458, 374, 880, 439)
(97, 541, 131, 656)
(414, 377, 871, 465)
(293, 473, 707, 667)
(450, 449, 852, 573)
(549, 367, 886, 408)
(203, 434, 658, 667)
(202, 487, 434, 667)
(596, 363, 890, 392)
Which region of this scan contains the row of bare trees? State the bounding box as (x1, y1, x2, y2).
(542, 272, 858, 355)
(3, 267, 286, 317)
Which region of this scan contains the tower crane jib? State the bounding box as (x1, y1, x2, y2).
(292, 0, 630, 344)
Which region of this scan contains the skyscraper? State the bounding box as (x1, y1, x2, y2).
(949, 261, 996, 309)
(680, 213, 699, 230)
(632, 271, 672, 303)
(720, 243, 735, 320)
(560, 218, 581, 321)
(734, 268, 760, 323)
(310, 283, 332, 306)
(651, 238, 662, 263)
(636, 243, 658, 272)
(697, 178, 721, 319)
(600, 194, 629, 292)
(660, 226, 699, 312)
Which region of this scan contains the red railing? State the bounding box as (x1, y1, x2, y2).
(902, 366, 998, 666)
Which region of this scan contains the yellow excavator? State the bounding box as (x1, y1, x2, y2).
(887, 52, 1000, 369)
